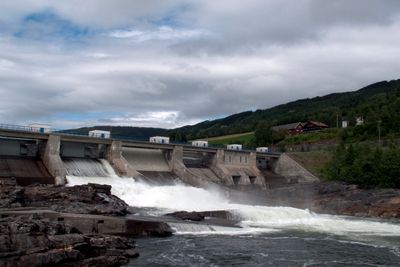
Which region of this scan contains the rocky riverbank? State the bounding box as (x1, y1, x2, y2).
(0, 178, 128, 216)
(0, 215, 138, 267)
(0, 178, 172, 266)
(264, 182, 400, 218)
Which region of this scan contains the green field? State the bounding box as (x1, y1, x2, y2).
(277, 128, 339, 146)
(203, 132, 254, 146)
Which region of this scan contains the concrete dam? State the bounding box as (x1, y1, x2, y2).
(0, 128, 317, 189)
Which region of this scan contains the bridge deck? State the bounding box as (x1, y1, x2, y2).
(0, 128, 280, 158)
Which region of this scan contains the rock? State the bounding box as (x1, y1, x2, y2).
(262, 182, 400, 218)
(165, 211, 205, 221)
(165, 210, 232, 221)
(0, 182, 129, 216)
(126, 219, 173, 237)
(0, 215, 138, 267)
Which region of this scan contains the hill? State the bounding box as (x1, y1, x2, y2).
(168, 79, 400, 141)
(65, 79, 400, 144)
(62, 126, 167, 141)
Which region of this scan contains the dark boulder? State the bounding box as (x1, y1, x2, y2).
(165, 211, 205, 221)
(165, 210, 232, 221)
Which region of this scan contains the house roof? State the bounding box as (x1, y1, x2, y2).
(272, 122, 302, 131)
(304, 121, 328, 127)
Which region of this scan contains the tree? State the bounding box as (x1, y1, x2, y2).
(254, 121, 273, 146)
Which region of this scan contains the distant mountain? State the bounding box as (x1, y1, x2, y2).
(63, 126, 167, 141)
(168, 79, 400, 140)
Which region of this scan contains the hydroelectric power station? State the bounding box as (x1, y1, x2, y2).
(0, 125, 294, 189)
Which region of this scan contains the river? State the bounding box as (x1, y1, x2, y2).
(66, 160, 400, 266)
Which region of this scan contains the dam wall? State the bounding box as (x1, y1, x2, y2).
(106, 141, 141, 178)
(211, 150, 266, 188)
(122, 147, 170, 172)
(166, 146, 214, 187)
(0, 131, 280, 190)
(60, 141, 107, 158)
(0, 138, 54, 185)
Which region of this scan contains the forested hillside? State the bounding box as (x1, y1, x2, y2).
(169, 79, 400, 141)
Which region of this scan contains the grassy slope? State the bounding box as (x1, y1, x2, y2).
(204, 132, 254, 146)
(277, 129, 339, 146)
(288, 151, 333, 178)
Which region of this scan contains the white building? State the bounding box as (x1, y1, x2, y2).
(227, 144, 242, 150)
(149, 136, 170, 144)
(256, 147, 269, 153)
(88, 130, 111, 138)
(28, 123, 52, 133)
(192, 140, 208, 147)
(356, 116, 364, 126)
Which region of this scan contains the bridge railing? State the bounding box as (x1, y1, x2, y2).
(0, 123, 38, 132)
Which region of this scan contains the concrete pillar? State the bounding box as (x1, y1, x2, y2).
(249, 152, 257, 166)
(41, 135, 66, 185)
(168, 146, 211, 188)
(170, 145, 183, 167)
(210, 149, 234, 185)
(106, 141, 141, 177)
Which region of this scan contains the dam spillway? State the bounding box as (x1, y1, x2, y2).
(62, 158, 112, 177)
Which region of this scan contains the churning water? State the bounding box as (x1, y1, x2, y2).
(66, 161, 400, 266)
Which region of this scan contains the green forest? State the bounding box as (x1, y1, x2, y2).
(324, 143, 400, 189)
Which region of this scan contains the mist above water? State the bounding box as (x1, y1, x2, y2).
(66, 159, 400, 238)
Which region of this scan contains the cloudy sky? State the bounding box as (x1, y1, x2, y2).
(1, 0, 400, 129)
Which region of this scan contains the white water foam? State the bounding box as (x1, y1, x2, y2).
(66, 163, 400, 237)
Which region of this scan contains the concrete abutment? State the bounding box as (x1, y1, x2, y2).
(41, 135, 66, 185)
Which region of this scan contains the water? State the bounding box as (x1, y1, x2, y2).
(66, 160, 400, 266)
(131, 233, 400, 266)
(63, 158, 112, 177)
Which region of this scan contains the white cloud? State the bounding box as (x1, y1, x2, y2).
(109, 26, 208, 42)
(101, 111, 196, 129)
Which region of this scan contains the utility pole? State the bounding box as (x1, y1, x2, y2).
(378, 120, 381, 147)
(336, 113, 339, 128)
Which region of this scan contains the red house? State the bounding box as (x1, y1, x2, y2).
(302, 121, 328, 132)
(272, 121, 328, 135)
(272, 122, 303, 135)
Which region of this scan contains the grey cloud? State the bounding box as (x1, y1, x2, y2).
(0, 1, 400, 129)
(171, 0, 400, 55)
